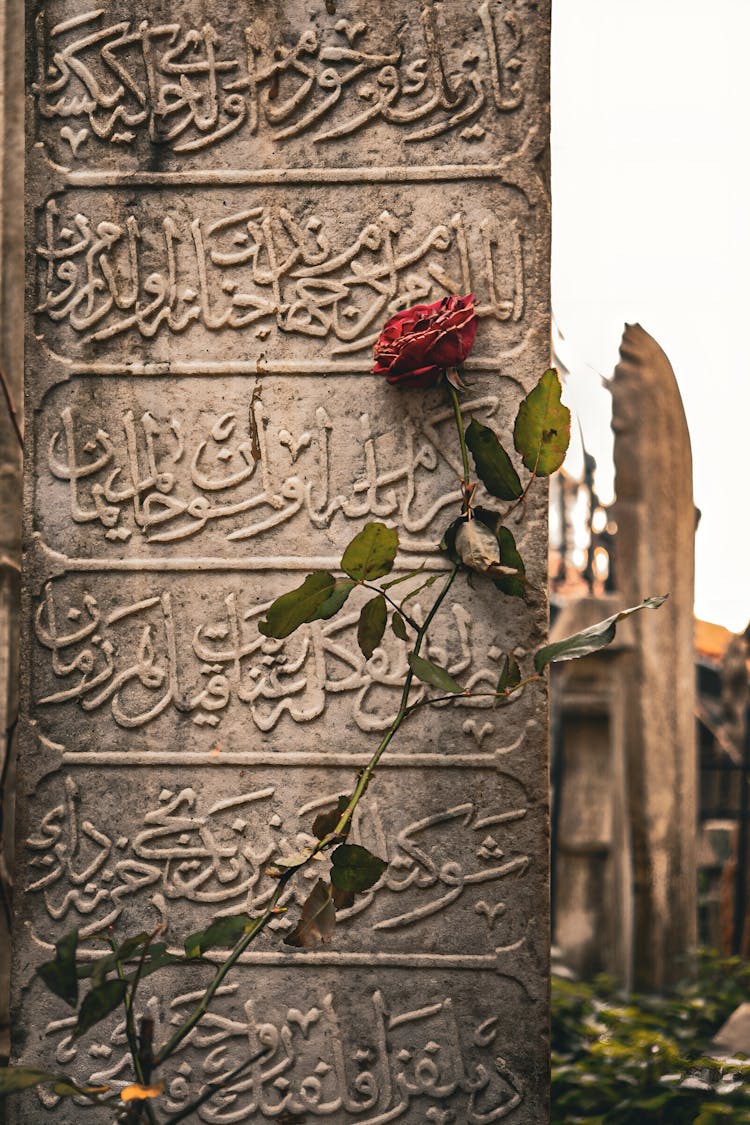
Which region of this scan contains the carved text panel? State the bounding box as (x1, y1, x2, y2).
(34, 375, 526, 558)
(19, 968, 546, 1122)
(22, 765, 540, 956)
(31, 571, 545, 750)
(33, 0, 544, 172)
(35, 182, 535, 367)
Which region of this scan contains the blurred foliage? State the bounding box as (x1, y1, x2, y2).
(552, 951, 750, 1123)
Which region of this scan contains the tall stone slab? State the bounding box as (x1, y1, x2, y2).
(612, 323, 697, 990)
(0, 0, 24, 1056)
(16, 3, 552, 1121)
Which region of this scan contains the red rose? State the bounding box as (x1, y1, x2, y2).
(372, 294, 478, 388)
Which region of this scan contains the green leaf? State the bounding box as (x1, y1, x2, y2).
(75, 979, 127, 1037)
(284, 880, 336, 949)
(534, 596, 668, 672)
(132, 945, 187, 981)
(306, 579, 357, 623)
(497, 653, 521, 694)
(184, 914, 258, 958)
(332, 885, 356, 911)
(312, 795, 350, 841)
(391, 611, 408, 641)
(53, 1076, 110, 1098)
(513, 368, 571, 476)
(114, 932, 150, 961)
(75, 963, 97, 979)
(466, 418, 523, 500)
(0, 1067, 109, 1100)
(494, 525, 527, 599)
(357, 594, 387, 659)
(331, 844, 387, 893)
(37, 930, 79, 1008)
(408, 652, 463, 694)
(400, 574, 439, 607)
(90, 932, 151, 985)
(440, 516, 463, 564)
(75, 931, 115, 945)
(341, 522, 399, 581)
(381, 565, 426, 590)
(258, 572, 336, 639)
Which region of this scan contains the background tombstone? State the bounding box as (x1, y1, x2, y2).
(550, 594, 635, 985)
(551, 324, 697, 991)
(15, 2, 553, 1121)
(612, 323, 697, 990)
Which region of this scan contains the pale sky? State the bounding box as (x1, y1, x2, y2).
(551, 0, 749, 632)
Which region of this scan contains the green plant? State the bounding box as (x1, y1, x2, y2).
(552, 953, 750, 1124)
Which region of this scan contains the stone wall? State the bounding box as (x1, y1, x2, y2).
(552, 324, 697, 990)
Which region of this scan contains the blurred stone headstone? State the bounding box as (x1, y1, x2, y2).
(612, 323, 697, 990)
(712, 1002, 750, 1058)
(551, 594, 635, 984)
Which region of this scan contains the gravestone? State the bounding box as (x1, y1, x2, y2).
(712, 1001, 750, 1058)
(551, 595, 635, 985)
(612, 323, 697, 990)
(15, 2, 552, 1121)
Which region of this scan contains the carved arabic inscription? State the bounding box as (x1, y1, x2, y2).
(34, 2, 527, 166)
(35, 185, 532, 365)
(37, 976, 528, 1122)
(37, 381, 521, 557)
(33, 573, 534, 741)
(26, 768, 533, 950)
(22, 0, 550, 1118)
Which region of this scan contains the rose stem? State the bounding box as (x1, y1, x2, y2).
(447, 379, 471, 511)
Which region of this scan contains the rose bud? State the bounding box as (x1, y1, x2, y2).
(372, 294, 478, 388)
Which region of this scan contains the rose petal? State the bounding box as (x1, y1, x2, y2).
(428, 312, 478, 367)
(372, 294, 478, 385)
(386, 365, 443, 388)
(387, 327, 443, 375)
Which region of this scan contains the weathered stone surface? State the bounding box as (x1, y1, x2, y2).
(15, 1, 552, 1120)
(0, 0, 24, 1058)
(30, 1, 547, 172)
(612, 323, 697, 990)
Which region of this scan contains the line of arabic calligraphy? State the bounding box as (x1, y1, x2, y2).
(34, 578, 505, 733)
(34, 3, 524, 160)
(38, 984, 525, 1122)
(35, 195, 528, 354)
(27, 774, 530, 942)
(42, 394, 506, 551)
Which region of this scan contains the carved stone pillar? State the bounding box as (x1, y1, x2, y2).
(16, 2, 552, 1119)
